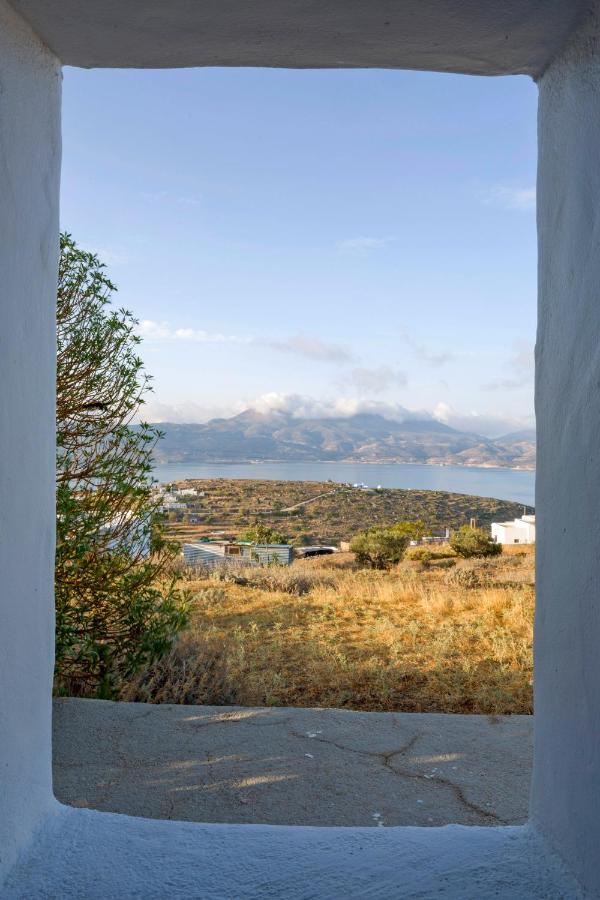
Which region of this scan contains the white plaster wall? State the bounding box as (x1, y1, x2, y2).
(7, 0, 590, 76)
(0, 0, 61, 883)
(534, 9, 600, 894)
(0, 0, 598, 892)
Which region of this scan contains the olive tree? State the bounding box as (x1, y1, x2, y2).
(449, 525, 502, 559)
(350, 527, 410, 570)
(389, 520, 427, 541)
(55, 234, 188, 698)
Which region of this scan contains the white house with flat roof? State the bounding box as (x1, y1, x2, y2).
(492, 514, 536, 545)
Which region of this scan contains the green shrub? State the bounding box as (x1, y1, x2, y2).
(55, 234, 188, 699)
(449, 526, 502, 559)
(407, 546, 455, 561)
(241, 519, 287, 544)
(350, 527, 410, 570)
(388, 520, 427, 541)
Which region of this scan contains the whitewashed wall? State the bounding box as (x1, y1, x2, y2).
(2, 0, 600, 894)
(534, 10, 600, 894)
(0, 0, 61, 881)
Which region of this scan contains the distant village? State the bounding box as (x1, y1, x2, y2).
(151, 482, 535, 571)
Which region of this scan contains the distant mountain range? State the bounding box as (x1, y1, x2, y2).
(151, 410, 536, 470)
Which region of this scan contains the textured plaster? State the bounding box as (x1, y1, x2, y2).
(2, 0, 600, 895)
(0, 0, 61, 883)
(7, 0, 590, 76)
(534, 9, 600, 895)
(3, 808, 583, 899)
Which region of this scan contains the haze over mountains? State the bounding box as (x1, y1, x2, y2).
(152, 410, 536, 470)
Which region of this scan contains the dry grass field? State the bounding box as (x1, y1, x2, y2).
(122, 545, 534, 715)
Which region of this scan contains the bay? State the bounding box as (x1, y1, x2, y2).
(153, 461, 535, 507)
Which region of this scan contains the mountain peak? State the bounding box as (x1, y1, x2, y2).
(150, 408, 535, 469)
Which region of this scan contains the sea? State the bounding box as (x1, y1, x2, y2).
(153, 461, 535, 507)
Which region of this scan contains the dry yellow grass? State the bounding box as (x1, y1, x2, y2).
(122, 546, 534, 715)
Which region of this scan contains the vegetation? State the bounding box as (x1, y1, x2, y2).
(388, 520, 427, 541)
(240, 519, 287, 544)
(163, 478, 528, 547)
(122, 545, 534, 714)
(350, 526, 410, 569)
(450, 525, 503, 559)
(55, 234, 188, 698)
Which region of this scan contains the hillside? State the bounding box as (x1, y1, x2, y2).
(163, 478, 529, 546)
(152, 410, 535, 469)
(124, 546, 535, 715)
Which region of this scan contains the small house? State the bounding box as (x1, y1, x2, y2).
(491, 514, 536, 545)
(183, 540, 294, 569)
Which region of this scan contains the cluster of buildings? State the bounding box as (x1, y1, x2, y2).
(152, 484, 204, 513)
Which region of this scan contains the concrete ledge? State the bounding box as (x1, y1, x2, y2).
(53, 699, 533, 828)
(4, 806, 582, 899)
(8, 0, 590, 75)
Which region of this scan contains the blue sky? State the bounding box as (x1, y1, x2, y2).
(61, 67, 538, 437)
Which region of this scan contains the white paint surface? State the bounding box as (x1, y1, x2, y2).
(491, 515, 536, 545)
(7, 0, 590, 76)
(3, 809, 583, 899)
(0, 0, 61, 883)
(2, 0, 600, 895)
(534, 9, 600, 895)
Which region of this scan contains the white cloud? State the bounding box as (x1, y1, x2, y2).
(343, 366, 408, 394)
(479, 185, 536, 212)
(433, 402, 534, 438)
(139, 398, 245, 424)
(336, 236, 395, 253)
(138, 321, 353, 362)
(263, 334, 355, 364)
(250, 392, 430, 423)
(401, 333, 454, 367)
(137, 319, 249, 344)
(483, 341, 534, 391)
(142, 389, 533, 437)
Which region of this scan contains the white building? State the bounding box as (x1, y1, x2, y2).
(160, 500, 187, 512)
(491, 514, 536, 545)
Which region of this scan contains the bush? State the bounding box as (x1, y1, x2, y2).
(241, 519, 287, 544)
(445, 566, 483, 589)
(407, 546, 455, 561)
(388, 520, 427, 541)
(350, 527, 410, 570)
(55, 235, 188, 698)
(209, 563, 336, 595)
(449, 526, 502, 559)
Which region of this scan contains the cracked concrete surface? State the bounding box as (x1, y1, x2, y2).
(53, 699, 532, 827)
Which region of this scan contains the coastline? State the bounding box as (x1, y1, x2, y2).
(154, 458, 536, 474)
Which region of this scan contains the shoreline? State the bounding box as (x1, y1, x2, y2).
(154, 459, 536, 474)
